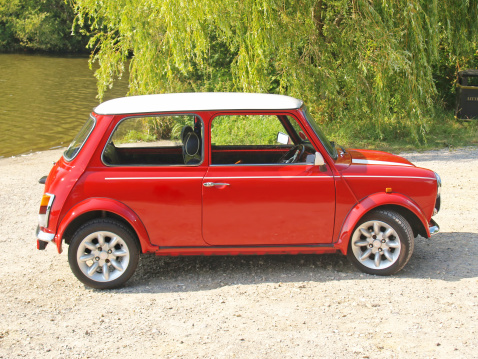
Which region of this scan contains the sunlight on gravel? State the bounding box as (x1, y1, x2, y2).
(0, 147, 476, 358)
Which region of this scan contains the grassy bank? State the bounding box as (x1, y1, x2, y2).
(322, 110, 478, 153)
(115, 109, 478, 155)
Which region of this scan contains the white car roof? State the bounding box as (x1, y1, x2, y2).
(94, 92, 303, 115)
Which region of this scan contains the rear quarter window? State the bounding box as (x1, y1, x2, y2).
(63, 116, 96, 161)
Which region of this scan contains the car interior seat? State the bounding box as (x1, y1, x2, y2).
(181, 126, 201, 165)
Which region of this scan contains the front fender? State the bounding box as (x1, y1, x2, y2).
(55, 197, 155, 254)
(333, 192, 430, 255)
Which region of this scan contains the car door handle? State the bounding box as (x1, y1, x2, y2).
(203, 182, 230, 187)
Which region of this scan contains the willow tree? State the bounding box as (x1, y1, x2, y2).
(73, 0, 478, 143)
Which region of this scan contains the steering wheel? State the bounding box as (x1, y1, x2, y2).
(279, 145, 305, 164)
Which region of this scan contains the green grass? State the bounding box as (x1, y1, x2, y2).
(119, 130, 157, 144)
(212, 115, 284, 146)
(321, 109, 478, 154)
(113, 109, 478, 154)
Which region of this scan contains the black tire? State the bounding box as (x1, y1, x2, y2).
(68, 219, 139, 289)
(347, 210, 414, 276)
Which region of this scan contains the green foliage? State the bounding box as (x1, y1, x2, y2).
(0, 0, 87, 52)
(143, 117, 176, 141)
(112, 115, 196, 144)
(119, 130, 156, 144)
(211, 115, 284, 145)
(73, 0, 478, 145)
(333, 110, 478, 153)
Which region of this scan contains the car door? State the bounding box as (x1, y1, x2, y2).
(202, 113, 336, 246)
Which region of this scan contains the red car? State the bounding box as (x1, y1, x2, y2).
(36, 93, 441, 289)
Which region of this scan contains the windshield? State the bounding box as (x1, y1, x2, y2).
(63, 116, 96, 161)
(301, 106, 338, 160)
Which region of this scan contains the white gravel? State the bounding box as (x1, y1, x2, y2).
(0, 147, 477, 358)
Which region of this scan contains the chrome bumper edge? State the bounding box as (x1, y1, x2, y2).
(429, 219, 440, 236)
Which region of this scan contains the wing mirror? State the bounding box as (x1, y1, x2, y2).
(314, 152, 325, 166)
(305, 152, 325, 165)
(306, 152, 326, 171)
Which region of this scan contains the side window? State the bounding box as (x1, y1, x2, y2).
(212, 115, 284, 146)
(210, 114, 312, 165)
(103, 115, 203, 166)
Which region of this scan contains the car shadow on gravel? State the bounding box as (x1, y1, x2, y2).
(404, 232, 477, 280)
(105, 232, 477, 294)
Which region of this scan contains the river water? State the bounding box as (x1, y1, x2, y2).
(0, 54, 128, 158)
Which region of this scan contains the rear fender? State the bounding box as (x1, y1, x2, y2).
(55, 198, 154, 253)
(334, 192, 429, 255)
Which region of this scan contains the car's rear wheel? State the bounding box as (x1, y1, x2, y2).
(347, 210, 414, 276)
(68, 219, 139, 289)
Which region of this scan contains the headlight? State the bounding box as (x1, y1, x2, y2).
(435, 172, 441, 196)
(434, 172, 441, 215)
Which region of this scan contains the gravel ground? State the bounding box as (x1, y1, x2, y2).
(0, 147, 477, 358)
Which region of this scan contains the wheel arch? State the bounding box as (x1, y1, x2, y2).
(334, 192, 430, 255)
(55, 198, 156, 254)
(378, 204, 428, 239)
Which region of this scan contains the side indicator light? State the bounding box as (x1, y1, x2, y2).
(386, 188, 392, 193)
(39, 193, 55, 227)
(39, 195, 51, 213)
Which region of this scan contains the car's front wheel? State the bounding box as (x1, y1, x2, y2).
(68, 219, 139, 289)
(347, 210, 414, 275)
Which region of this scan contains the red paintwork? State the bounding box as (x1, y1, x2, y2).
(37, 107, 439, 258)
(348, 149, 414, 166)
(335, 192, 431, 255)
(203, 164, 335, 245)
(55, 198, 156, 253)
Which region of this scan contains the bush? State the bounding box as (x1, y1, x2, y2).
(0, 0, 87, 52)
